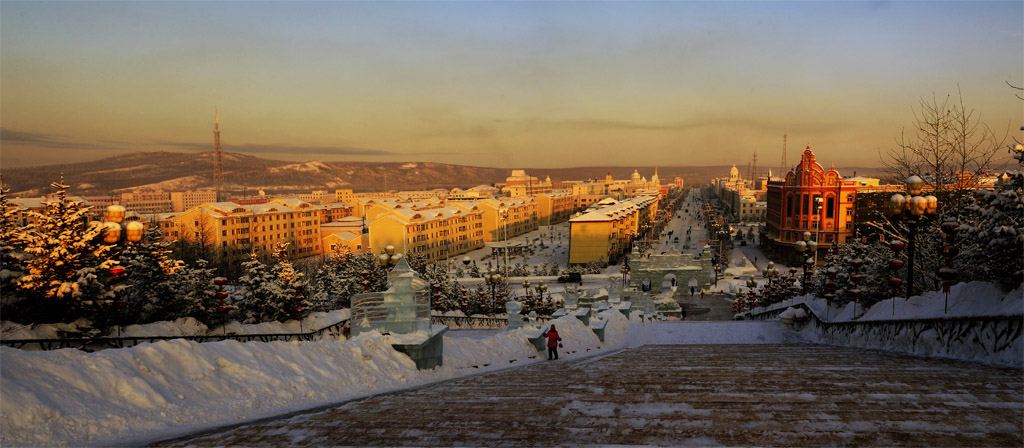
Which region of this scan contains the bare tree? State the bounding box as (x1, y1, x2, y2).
(881, 87, 1009, 216)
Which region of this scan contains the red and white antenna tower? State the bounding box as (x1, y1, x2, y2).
(213, 108, 223, 201)
(780, 133, 788, 176)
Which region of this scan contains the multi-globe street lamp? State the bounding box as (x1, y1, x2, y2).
(794, 231, 818, 295)
(95, 205, 145, 338)
(762, 261, 779, 285)
(378, 244, 403, 270)
(889, 175, 938, 299)
(484, 268, 502, 309)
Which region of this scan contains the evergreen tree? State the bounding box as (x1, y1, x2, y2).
(549, 262, 560, 276)
(171, 259, 222, 326)
(0, 180, 27, 309)
(956, 174, 1024, 290)
(119, 226, 184, 323)
(235, 248, 293, 323)
(13, 179, 118, 323)
(272, 242, 308, 323)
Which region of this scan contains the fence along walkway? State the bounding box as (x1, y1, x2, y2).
(0, 315, 516, 351)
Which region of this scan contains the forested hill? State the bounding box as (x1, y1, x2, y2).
(0, 150, 886, 197)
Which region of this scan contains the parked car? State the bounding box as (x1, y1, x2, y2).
(558, 272, 583, 283)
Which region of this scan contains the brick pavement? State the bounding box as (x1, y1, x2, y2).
(156, 343, 1023, 447)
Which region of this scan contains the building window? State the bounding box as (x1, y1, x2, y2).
(802, 194, 809, 215)
(826, 197, 834, 218)
(786, 196, 793, 217)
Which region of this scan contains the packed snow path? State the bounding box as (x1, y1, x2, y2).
(157, 339, 1023, 446)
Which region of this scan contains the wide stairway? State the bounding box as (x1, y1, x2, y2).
(158, 325, 1023, 447)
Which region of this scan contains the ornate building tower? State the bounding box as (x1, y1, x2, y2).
(763, 144, 859, 264)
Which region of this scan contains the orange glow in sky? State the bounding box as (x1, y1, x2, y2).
(1, 1, 1021, 169)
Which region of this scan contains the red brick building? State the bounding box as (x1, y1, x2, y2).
(762, 145, 861, 264)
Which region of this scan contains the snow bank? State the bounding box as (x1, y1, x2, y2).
(0, 310, 644, 447)
(749, 281, 1022, 323)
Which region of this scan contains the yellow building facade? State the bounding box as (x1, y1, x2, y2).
(534, 190, 580, 226)
(475, 197, 539, 242)
(174, 199, 322, 264)
(568, 196, 659, 265)
(367, 205, 485, 263)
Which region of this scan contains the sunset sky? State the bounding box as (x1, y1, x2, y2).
(2, 1, 1021, 170)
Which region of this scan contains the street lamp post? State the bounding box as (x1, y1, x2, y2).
(938, 220, 960, 314)
(795, 231, 817, 295)
(97, 205, 145, 338)
(213, 277, 230, 335)
(484, 268, 502, 312)
(887, 239, 906, 315)
(889, 175, 938, 299)
(849, 258, 864, 318)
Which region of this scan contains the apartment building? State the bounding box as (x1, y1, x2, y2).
(534, 190, 580, 226)
(175, 198, 322, 264)
(320, 216, 368, 255)
(568, 195, 659, 265)
(475, 197, 539, 242)
(367, 205, 485, 263)
(171, 190, 217, 212)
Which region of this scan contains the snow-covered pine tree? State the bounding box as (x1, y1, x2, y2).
(272, 242, 308, 322)
(418, 262, 462, 312)
(120, 226, 186, 323)
(235, 248, 293, 323)
(14, 178, 118, 323)
(171, 258, 222, 326)
(549, 262, 560, 276)
(0, 179, 27, 310)
(956, 171, 1024, 290)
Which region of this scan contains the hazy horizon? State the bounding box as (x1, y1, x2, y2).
(2, 1, 1021, 169)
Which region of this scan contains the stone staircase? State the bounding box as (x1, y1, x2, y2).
(158, 341, 1023, 447)
(678, 292, 737, 321)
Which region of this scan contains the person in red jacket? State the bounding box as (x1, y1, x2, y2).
(544, 324, 562, 360)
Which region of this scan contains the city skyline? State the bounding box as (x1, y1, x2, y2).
(1, 1, 1021, 169)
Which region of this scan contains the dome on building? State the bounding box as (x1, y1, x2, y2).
(729, 165, 740, 182)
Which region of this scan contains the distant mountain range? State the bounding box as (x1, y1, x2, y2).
(0, 150, 887, 197)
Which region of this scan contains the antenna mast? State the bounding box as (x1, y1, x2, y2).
(751, 148, 758, 181)
(214, 108, 224, 201)
(780, 133, 787, 176)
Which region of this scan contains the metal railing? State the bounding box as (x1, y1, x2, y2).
(1, 311, 563, 352)
(0, 319, 351, 352)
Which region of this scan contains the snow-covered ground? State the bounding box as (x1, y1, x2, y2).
(0, 309, 643, 447)
(743, 281, 1023, 323)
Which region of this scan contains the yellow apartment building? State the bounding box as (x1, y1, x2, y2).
(321, 217, 369, 255)
(174, 198, 322, 264)
(474, 197, 539, 242)
(534, 190, 580, 226)
(367, 205, 485, 263)
(568, 196, 659, 265)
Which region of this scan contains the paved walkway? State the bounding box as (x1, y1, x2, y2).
(156, 341, 1023, 447)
